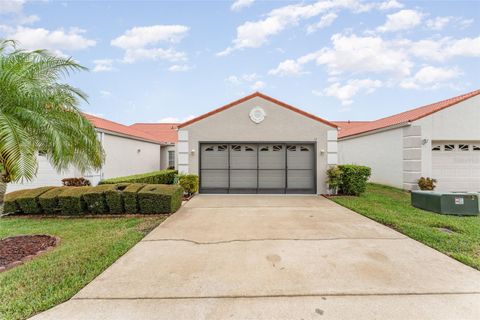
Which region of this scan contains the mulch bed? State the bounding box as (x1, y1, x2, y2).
(0, 235, 59, 272)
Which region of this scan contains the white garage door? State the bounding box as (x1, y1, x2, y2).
(432, 142, 480, 192)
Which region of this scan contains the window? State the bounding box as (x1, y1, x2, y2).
(431, 145, 441, 151)
(473, 145, 480, 151)
(459, 144, 469, 151)
(205, 146, 214, 151)
(217, 145, 227, 151)
(231, 145, 241, 151)
(245, 146, 255, 151)
(272, 145, 283, 151)
(444, 144, 455, 151)
(168, 150, 175, 168)
(300, 146, 310, 152)
(260, 146, 269, 152)
(287, 145, 296, 152)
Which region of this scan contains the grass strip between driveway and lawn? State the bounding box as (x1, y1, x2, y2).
(331, 183, 480, 271)
(0, 216, 166, 320)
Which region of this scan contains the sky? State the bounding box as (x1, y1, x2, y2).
(0, 0, 479, 125)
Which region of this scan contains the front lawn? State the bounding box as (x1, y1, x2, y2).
(0, 216, 165, 320)
(331, 183, 480, 270)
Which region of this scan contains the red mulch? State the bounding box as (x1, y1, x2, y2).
(0, 235, 58, 272)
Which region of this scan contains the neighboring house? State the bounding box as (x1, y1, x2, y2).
(129, 123, 178, 170)
(176, 92, 338, 194)
(8, 114, 174, 192)
(337, 90, 480, 192)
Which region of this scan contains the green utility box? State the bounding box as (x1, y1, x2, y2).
(411, 191, 480, 216)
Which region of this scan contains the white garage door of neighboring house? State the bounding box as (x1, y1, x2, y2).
(200, 143, 315, 194)
(432, 142, 480, 192)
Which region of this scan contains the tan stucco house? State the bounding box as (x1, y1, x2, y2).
(176, 92, 338, 194)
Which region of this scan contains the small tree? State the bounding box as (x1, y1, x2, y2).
(0, 40, 104, 214)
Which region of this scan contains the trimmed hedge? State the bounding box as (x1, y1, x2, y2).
(338, 164, 371, 196)
(58, 186, 91, 215)
(138, 184, 183, 214)
(105, 183, 129, 214)
(123, 184, 145, 213)
(4, 189, 29, 214)
(39, 187, 71, 214)
(99, 170, 177, 185)
(83, 185, 117, 214)
(16, 187, 55, 214)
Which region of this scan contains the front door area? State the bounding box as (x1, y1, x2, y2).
(199, 143, 316, 194)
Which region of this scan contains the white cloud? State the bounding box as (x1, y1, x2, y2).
(378, 0, 404, 10)
(307, 12, 338, 34)
(400, 66, 462, 89)
(409, 36, 480, 61)
(0, 1, 39, 26)
(316, 78, 383, 105)
(268, 59, 305, 76)
(231, 0, 255, 12)
(93, 59, 114, 72)
(111, 25, 189, 63)
(271, 33, 412, 78)
(157, 115, 195, 123)
(426, 16, 474, 31)
(377, 9, 423, 33)
(5, 26, 96, 53)
(0, 0, 24, 14)
(111, 25, 188, 49)
(251, 80, 265, 90)
(168, 64, 191, 72)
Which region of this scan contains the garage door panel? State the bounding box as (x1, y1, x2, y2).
(259, 144, 285, 169)
(287, 145, 314, 169)
(230, 169, 257, 189)
(201, 144, 228, 169)
(230, 144, 257, 169)
(287, 170, 315, 190)
(258, 170, 285, 189)
(200, 170, 228, 188)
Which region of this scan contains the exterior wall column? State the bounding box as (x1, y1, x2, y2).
(177, 130, 189, 174)
(402, 126, 422, 190)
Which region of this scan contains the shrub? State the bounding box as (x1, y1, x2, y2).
(58, 186, 90, 215)
(105, 183, 129, 214)
(15, 187, 55, 214)
(4, 189, 30, 214)
(82, 185, 118, 214)
(418, 177, 437, 191)
(138, 184, 183, 214)
(62, 177, 91, 186)
(122, 183, 145, 213)
(39, 187, 70, 214)
(326, 166, 342, 194)
(100, 169, 177, 185)
(178, 174, 198, 196)
(337, 165, 371, 196)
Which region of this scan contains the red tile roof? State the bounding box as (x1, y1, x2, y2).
(83, 113, 163, 143)
(178, 92, 338, 129)
(332, 121, 371, 132)
(339, 89, 480, 139)
(129, 123, 179, 143)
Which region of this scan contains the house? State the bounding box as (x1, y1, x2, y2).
(337, 89, 480, 192)
(176, 92, 338, 194)
(8, 114, 175, 192)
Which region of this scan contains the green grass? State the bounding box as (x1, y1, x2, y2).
(0, 216, 165, 320)
(331, 183, 480, 270)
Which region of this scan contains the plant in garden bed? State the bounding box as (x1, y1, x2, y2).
(418, 177, 437, 191)
(326, 165, 371, 196)
(177, 174, 199, 198)
(0, 40, 104, 215)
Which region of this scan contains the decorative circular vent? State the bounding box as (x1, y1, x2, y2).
(249, 106, 266, 124)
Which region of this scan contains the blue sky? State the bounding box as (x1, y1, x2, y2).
(1, 0, 479, 124)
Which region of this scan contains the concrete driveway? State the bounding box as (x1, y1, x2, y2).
(32, 195, 480, 319)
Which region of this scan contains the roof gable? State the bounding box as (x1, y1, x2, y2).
(178, 92, 337, 129)
(339, 89, 480, 139)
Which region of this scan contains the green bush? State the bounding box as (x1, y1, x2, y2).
(326, 166, 342, 193)
(418, 177, 437, 190)
(100, 170, 177, 185)
(83, 185, 118, 214)
(15, 187, 55, 214)
(105, 183, 129, 214)
(4, 189, 29, 214)
(38, 187, 71, 214)
(338, 164, 371, 196)
(122, 183, 145, 213)
(178, 174, 198, 196)
(58, 186, 90, 215)
(138, 184, 183, 214)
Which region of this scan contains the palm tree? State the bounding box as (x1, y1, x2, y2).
(0, 40, 104, 214)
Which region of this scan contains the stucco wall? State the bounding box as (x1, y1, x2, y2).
(178, 96, 336, 194)
(338, 127, 404, 188)
(413, 94, 480, 177)
(160, 145, 176, 170)
(101, 133, 161, 179)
